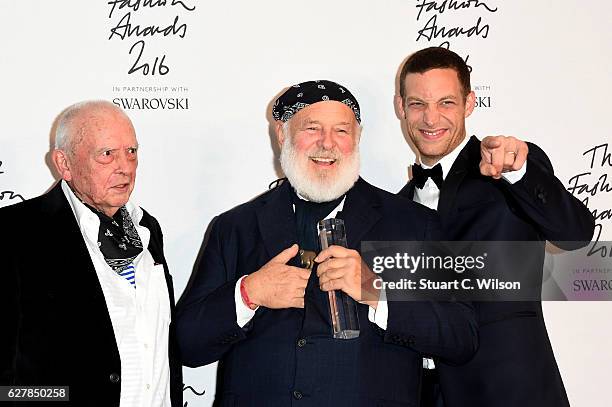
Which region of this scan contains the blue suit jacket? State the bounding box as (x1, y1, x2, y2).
(399, 136, 595, 407)
(177, 178, 478, 407)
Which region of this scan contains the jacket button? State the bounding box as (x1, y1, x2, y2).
(293, 390, 303, 399)
(297, 338, 307, 347)
(109, 373, 120, 383)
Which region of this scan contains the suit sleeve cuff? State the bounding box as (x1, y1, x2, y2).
(501, 161, 527, 184)
(367, 285, 388, 330)
(235, 275, 257, 328)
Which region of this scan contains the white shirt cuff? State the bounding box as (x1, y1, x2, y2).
(501, 161, 527, 184)
(235, 275, 257, 328)
(367, 285, 388, 330)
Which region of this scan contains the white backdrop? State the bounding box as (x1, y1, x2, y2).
(1, 1, 611, 405)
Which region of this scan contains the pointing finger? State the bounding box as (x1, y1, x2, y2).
(482, 136, 502, 150)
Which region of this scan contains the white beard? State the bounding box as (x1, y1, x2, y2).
(279, 135, 360, 203)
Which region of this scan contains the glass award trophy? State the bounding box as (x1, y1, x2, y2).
(318, 218, 360, 339)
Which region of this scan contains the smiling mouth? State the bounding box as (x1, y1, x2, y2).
(310, 157, 337, 166)
(420, 129, 447, 140)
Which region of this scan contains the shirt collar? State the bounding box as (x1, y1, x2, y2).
(292, 189, 346, 218)
(420, 135, 470, 181)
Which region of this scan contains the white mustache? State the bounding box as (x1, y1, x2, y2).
(308, 148, 340, 160)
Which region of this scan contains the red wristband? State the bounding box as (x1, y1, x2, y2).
(240, 277, 257, 310)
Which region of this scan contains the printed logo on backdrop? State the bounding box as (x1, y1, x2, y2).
(413, 0, 499, 109)
(568, 143, 612, 256)
(0, 160, 25, 208)
(532, 144, 612, 299)
(107, 0, 196, 110)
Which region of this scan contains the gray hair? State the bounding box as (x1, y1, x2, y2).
(54, 100, 127, 155)
(281, 120, 291, 139)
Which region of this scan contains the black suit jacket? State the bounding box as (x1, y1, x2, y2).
(177, 178, 478, 407)
(0, 182, 183, 407)
(399, 136, 595, 407)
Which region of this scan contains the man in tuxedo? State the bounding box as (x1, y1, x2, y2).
(176, 80, 478, 406)
(0, 101, 182, 406)
(395, 47, 595, 407)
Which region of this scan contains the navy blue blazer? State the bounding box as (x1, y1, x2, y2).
(0, 183, 183, 407)
(177, 178, 478, 407)
(399, 136, 595, 407)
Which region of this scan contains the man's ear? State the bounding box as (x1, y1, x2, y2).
(52, 149, 72, 181)
(395, 95, 406, 119)
(275, 121, 286, 148)
(464, 91, 476, 118)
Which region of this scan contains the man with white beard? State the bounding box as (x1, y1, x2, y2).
(176, 80, 478, 407)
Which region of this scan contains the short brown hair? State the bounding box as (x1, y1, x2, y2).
(399, 47, 471, 100)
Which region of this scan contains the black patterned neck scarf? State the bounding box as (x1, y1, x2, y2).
(289, 188, 346, 337)
(85, 204, 143, 285)
(289, 188, 344, 251)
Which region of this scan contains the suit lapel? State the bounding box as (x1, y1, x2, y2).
(437, 136, 480, 219)
(43, 184, 101, 283)
(141, 214, 163, 264)
(340, 178, 383, 249)
(139, 212, 177, 306)
(256, 181, 299, 259)
(398, 179, 416, 200)
(43, 184, 117, 339)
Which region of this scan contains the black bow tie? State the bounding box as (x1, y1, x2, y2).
(412, 163, 443, 190)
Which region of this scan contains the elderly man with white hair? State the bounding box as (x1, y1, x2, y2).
(0, 101, 182, 406)
(176, 80, 478, 407)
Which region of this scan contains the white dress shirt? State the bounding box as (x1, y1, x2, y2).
(234, 195, 389, 330)
(61, 181, 171, 407)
